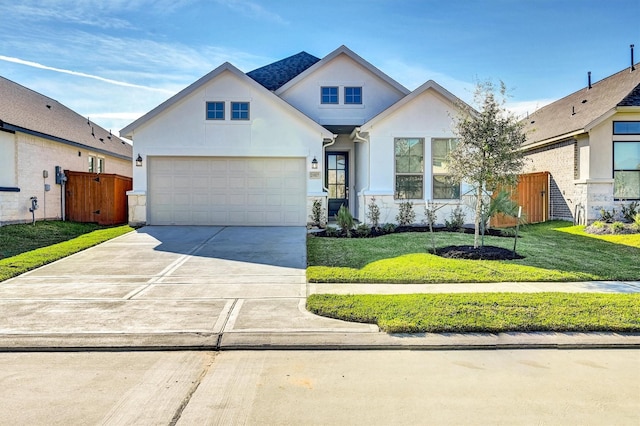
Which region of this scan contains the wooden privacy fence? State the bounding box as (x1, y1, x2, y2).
(490, 171, 549, 227)
(65, 171, 132, 225)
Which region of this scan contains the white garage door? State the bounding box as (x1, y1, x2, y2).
(148, 157, 306, 226)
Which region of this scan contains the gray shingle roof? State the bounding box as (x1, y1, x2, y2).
(247, 52, 320, 91)
(0, 76, 132, 160)
(523, 64, 640, 145)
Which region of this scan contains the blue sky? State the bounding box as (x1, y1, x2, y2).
(1, 0, 638, 135)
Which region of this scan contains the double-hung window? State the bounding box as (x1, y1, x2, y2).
(432, 138, 460, 199)
(231, 102, 250, 120)
(344, 87, 362, 104)
(321, 87, 338, 104)
(394, 138, 424, 199)
(613, 141, 640, 200)
(206, 102, 225, 120)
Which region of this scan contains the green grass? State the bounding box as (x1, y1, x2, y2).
(307, 221, 640, 283)
(0, 222, 133, 282)
(307, 293, 640, 333)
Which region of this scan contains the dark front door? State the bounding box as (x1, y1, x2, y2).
(326, 152, 349, 218)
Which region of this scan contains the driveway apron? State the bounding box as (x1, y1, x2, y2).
(0, 226, 375, 349)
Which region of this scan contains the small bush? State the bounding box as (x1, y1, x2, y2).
(355, 223, 371, 238)
(599, 208, 616, 223)
(324, 227, 340, 237)
(621, 201, 639, 223)
(611, 221, 625, 234)
(445, 206, 466, 231)
(591, 220, 605, 229)
(382, 223, 396, 234)
(423, 204, 437, 227)
(396, 201, 416, 226)
(309, 199, 326, 228)
(335, 205, 355, 237)
(366, 197, 381, 229)
(634, 214, 640, 231)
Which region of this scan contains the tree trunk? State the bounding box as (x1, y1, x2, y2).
(474, 184, 483, 249)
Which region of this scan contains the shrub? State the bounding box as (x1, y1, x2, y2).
(382, 223, 396, 234)
(309, 199, 326, 228)
(355, 223, 371, 238)
(591, 220, 605, 229)
(335, 205, 355, 237)
(423, 204, 437, 227)
(396, 201, 416, 226)
(611, 221, 625, 234)
(599, 208, 616, 223)
(634, 213, 640, 231)
(366, 197, 381, 229)
(324, 227, 340, 238)
(445, 206, 466, 231)
(621, 201, 639, 223)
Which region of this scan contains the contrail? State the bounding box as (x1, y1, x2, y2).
(0, 55, 174, 94)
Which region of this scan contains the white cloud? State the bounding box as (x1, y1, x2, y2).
(505, 99, 555, 120)
(215, 0, 288, 24)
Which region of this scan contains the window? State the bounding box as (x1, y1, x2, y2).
(614, 141, 640, 199)
(97, 158, 105, 174)
(88, 156, 95, 173)
(344, 87, 362, 104)
(432, 138, 460, 199)
(206, 101, 224, 120)
(613, 121, 640, 135)
(394, 138, 424, 199)
(321, 87, 338, 104)
(231, 102, 250, 120)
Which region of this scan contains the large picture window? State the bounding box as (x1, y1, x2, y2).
(432, 138, 460, 199)
(614, 141, 640, 200)
(395, 138, 424, 199)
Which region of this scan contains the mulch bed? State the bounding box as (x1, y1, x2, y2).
(436, 245, 524, 260)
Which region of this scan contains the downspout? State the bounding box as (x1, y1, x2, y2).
(353, 127, 369, 222)
(321, 134, 337, 192)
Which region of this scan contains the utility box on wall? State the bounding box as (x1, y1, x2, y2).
(64, 171, 132, 225)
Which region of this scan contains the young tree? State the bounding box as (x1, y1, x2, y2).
(449, 81, 527, 248)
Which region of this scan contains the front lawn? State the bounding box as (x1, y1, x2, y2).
(0, 222, 133, 282)
(307, 221, 640, 283)
(307, 293, 640, 333)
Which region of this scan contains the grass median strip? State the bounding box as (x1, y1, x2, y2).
(0, 224, 133, 282)
(307, 293, 640, 333)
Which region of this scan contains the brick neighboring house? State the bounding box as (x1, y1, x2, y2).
(522, 58, 640, 223)
(0, 76, 132, 225)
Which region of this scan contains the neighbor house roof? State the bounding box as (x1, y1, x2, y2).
(0, 76, 132, 160)
(523, 63, 640, 146)
(247, 51, 320, 91)
(120, 62, 333, 140)
(274, 45, 411, 96)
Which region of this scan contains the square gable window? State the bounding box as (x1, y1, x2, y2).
(231, 102, 250, 120)
(321, 87, 338, 104)
(345, 87, 362, 104)
(206, 102, 225, 120)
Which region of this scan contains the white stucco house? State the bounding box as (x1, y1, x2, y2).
(0, 76, 132, 225)
(121, 46, 470, 227)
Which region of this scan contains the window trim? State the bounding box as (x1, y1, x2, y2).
(230, 102, 250, 121)
(206, 101, 225, 120)
(613, 121, 640, 135)
(394, 137, 425, 200)
(88, 155, 95, 173)
(320, 86, 339, 104)
(344, 86, 362, 105)
(97, 157, 105, 174)
(613, 140, 640, 200)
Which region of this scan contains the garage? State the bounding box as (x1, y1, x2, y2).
(148, 157, 306, 226)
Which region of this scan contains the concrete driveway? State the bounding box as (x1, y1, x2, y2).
(0, 226, 376, 349)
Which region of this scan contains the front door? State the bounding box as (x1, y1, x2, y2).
(326, 152, 349, 218)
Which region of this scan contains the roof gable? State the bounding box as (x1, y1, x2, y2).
(275, 45, 410, 96)
(247, 52, 320, 91)
(0, 76, 131, 160)
(360, 80, 470, 132)
(120, 62, 332, 139)
(523, 64, 640, 145)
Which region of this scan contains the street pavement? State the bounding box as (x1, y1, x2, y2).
(0, 226, 639, 350)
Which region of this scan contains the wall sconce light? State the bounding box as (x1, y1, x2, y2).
(311, 156, 318, 169)
(136, 154, 143, 167)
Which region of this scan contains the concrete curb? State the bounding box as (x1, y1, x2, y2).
(1, 331, 639, 352)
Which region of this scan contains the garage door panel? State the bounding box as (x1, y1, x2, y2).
(148, 157, 306, 226)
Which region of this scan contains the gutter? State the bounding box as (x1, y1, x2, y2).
(521, 129, 585, 152)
